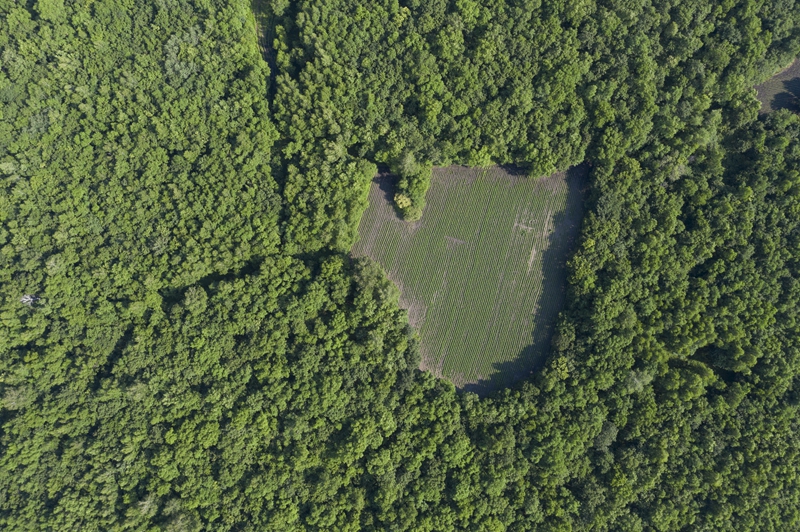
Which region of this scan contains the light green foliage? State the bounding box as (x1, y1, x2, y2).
(353, 166, 586, 392)
(35, 0, 64, 22)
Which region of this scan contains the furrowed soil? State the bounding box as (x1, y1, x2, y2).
(755, 57, 800, 113)
(352, 165, 588, 394)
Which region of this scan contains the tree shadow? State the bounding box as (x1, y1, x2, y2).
(373, 166, 406, 220)
(159, 256, 263, 307)
(771, 78, 800, 113)
(754, 58, 800, 113)
(785, 76, 800, 97)
(497, 163, 529, 177)
(780, 76, 800, 111)
(461, 164, 590, 397)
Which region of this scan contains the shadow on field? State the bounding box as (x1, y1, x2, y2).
(784, 76, 800, 107)
(755, 58, 800, 113)
(461, 164, 590, 397)
(787, 76, 800, 98)
(771, 92, 797, 112)
(497, 163, 529, 177)
(770, 78, 800, 113)
(373, 166, 407, 220)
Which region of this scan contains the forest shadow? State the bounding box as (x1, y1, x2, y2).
(497, 163, 529, 177)
(461, 164, 590, 397)
(781, 76, 800, 109)
(769, 77, 800, 113)
(159, 257, 263, 307)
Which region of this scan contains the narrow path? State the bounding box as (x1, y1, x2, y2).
(251, 0, 278, 96)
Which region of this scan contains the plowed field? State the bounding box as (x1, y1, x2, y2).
(352, 165, 587, 394)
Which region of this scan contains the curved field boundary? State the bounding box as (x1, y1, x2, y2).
(352, 165, 588, 394)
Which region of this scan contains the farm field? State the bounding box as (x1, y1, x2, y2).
(755, 57, 800, 113)
(352, 165, 587, 393)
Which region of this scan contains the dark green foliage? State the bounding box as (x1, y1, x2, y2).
(2, 0, 800, 530)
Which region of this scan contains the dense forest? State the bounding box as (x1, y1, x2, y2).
(1, 0, 800, 530)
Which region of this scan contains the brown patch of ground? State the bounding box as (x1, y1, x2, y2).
(447, 371, 485, 389)
(402, 298, 427, 329)
(419, 348, 445, 379)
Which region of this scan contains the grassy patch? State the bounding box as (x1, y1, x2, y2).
(755, 58, 800, 113)
(352, 165, 587, 394)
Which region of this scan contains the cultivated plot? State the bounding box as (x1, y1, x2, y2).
(352, 165, 587, 394)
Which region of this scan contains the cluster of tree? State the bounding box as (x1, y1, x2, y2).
(2, 0, 800, 530)
(269, 0, 800, 232)
(1, 0, 279, 307)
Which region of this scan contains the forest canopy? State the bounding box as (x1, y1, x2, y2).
(1, 0, 800, 530)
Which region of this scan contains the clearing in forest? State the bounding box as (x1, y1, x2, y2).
(352, 165, 587, 394)
(250, 0, 277, 93)
(755, 58, 800, 113)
